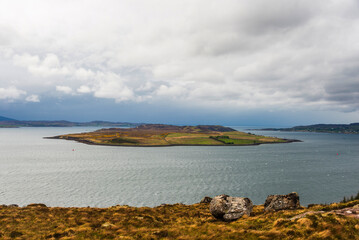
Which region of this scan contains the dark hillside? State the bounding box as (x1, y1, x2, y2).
(0, 115, 16, 121)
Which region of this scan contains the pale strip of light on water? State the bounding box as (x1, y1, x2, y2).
(0, 127, 358, 207)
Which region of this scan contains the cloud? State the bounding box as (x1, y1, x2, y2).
(77, 85, 92, 93)
(92, 72, 134, 102)
(0, 0, 359, 115)
(13, 53, 70, 77)
(25, 94, 40, 102)
(56, 86, 73, 94)
(0, 86, 26, 101)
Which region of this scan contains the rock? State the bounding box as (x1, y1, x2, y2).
(209, 194, 253, 222)
(26, 203, 47, 208)
(200, 196, 212, 203)
(8, 204, 19, 208)
(290, 211, 325, 220)
(333, 207, 359, 219)
(264, 192, 300, 211)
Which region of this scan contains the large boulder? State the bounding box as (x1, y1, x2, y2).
(264, 192, 300, 211)
(209, 194, 253, 222)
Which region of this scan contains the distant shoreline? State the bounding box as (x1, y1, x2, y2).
(254, 129, 359, 134)
(253, 122, 359, 134)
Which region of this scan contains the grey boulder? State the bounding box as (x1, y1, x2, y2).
(209, 194, 253, 221)
(264, 192, 300, 211)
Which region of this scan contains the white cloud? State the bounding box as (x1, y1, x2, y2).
(56, 85, 73, 94)
(92, 72, 134, 102)
(75, 68, 95, 80)
(0, 86, 26, 101)
(25, 94, 40, 102)
(77, 85, 92, 93)
(13, 53, 70, 77)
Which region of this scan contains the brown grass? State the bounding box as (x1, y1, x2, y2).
(0, 200, 358, 239)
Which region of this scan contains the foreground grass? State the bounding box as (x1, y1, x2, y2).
(0, 200, 358, 239)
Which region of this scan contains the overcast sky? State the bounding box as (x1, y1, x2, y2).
(1, 0, 359, 125)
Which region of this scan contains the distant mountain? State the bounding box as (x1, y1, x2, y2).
(0, 115, 16, 121)
(260, 123, 359, 134)
(0, 117, 142, 128)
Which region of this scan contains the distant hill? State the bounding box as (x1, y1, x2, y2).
(0, 115, 16, 121)
(261, 123, 359, 134)
(0, 116, 142, 128)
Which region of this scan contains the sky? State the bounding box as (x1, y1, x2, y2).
(0, 0, 359, 126)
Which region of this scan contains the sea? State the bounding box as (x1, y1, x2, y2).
(0, 126, 358, 207)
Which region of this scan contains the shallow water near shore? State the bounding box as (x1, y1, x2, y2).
(0, 126, 358, 207)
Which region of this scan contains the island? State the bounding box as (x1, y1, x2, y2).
(47, 124, 299, 147)
(260, 123, 359, 134)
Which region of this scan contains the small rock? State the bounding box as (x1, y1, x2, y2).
(26, 203, 47, 208)
(264, 192, 300, 211)
(200, 196, 212, 203)
(290, 211, 324, 220)
(209, 194, 253, 222)
(8, 204, 19, 208)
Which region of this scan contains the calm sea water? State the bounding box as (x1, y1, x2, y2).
(0, 127, 358, 207)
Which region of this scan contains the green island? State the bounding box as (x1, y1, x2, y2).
(0, 198, 358, 239)
(48, 124, 299, 147)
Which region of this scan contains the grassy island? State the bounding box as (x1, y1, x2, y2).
(0, 200, 358, 239)
(48, 124, 298, 147)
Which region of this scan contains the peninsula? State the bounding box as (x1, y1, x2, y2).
(48, 124, 299, 147)
(261, 123, 359, 134)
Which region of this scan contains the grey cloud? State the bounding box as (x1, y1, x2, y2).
(0, 0, 359, 114)
(236, 0, 317, 34)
